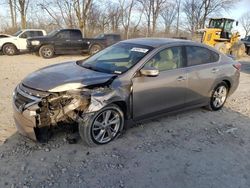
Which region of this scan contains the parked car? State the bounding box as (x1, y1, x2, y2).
(0, 34, 11, 38)
(0, 29, 46, 55)
(241, 36, 250, 55)
(83, 33, 121, 55)
(27, 29, 121, 58)
(13, 38, 240, 146)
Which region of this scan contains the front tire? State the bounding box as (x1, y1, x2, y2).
(207, 82, 229, 111)
(39, 45, 54, 58)
(3, 44, 18, 55)
(79, 104, 124, 146)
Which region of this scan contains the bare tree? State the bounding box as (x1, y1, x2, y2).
(175, 0, 181, 36)
(120, 0, 135, 39)
(15, 0, 29, 29)
(183, 0, 203, 35)
(161, 1, 177, 34)
(73, 0, 92, 37)
(183, 0, 238, 35)
(56, 0, 75, 28)
(201, 0, 237, 28)
(38, 2, 63, 28)
(240, 12, 250, 37)
(152, 0, 167, 35)
(138, 0, 167, 36)
(137, 0, 152, 36)
(108, 2, 122, 33)
(8, 0, 17, 28)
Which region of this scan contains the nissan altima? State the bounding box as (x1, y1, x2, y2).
(12, 38, 240, 146)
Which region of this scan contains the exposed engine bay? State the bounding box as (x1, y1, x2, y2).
(13, 79, 128, 142)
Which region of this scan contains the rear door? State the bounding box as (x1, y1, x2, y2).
(70, 30, 86, 51)
(184, 45, 220, 105)
(54, 30, 71, 51)
(132, 46, 188, 118)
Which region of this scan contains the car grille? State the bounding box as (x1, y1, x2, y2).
(13, 85, 41, 111)
(14, 91, 34, 109)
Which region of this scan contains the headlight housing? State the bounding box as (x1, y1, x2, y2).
(31, 40, 40, 45)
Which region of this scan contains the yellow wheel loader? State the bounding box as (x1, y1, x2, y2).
(201, 18, 245, 58)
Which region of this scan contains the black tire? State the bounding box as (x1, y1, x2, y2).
(247, 47, 250, 55)
(89, 44, 102, 55)
(207, 82, 229, 111)
(39, 45, 54, 58)
(3, 43, 18, 55)
(231, 42, 246, 59)
(79, 104, 124, 147)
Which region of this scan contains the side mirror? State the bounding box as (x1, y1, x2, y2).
(140, 67, 159, 77)
(236, 21, 239, 26)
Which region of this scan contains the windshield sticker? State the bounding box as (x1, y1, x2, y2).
(131, 47, 149, 53)
(114, 70, 122, 74)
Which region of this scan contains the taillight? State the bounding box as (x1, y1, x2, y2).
(233, 63, 241, 71)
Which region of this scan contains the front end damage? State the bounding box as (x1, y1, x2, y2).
(12, 82, 122, 142)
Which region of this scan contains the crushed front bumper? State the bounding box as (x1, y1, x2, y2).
(12, 85, 41, 141)
(13, 103, 37, 140)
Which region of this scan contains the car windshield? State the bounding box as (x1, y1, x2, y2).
(48, 30, 59, 36)
(79, 43, 152, 74)
(12, 30, 22, 36)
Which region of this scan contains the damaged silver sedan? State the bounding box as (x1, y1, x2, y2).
(13, 38, 240, 146)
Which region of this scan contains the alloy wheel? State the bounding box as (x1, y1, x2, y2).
(212, 85, 227, 108)
(91, 109, 121, 144)
(5, 46, 15, 55)
(42, 47, 53, 57)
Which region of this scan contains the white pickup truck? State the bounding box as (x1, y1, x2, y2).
(0, 29, 46, 55)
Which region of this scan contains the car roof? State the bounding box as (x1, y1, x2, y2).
(121, 38, 196, 48)
(22, 29, 45, 31)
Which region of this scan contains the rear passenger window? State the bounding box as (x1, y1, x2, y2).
(70, 30, 81, 40)
(186, 46, 219, 66)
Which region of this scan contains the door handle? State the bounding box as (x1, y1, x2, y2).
(66, 40, 71, 42)
(177, 76, 186, 81)
(211, 68, 219, 73)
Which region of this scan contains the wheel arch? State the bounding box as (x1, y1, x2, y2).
(112, 101, 128, 119)
(89, 43, 104, 49)
(210, 77, 233, 96)
(222, 79, 231, 90)
(2, 42, 18, 50)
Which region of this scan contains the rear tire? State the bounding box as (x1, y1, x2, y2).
(231, 42, 246, 59)
(39, 45, 54, 58)
(207, 82, 229, 111)
(89, 44, 102, 55)
(79, 104, 124, 147)
(3, 44, 18, 56)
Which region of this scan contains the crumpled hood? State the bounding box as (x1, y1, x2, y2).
(22, 61, 115, 91)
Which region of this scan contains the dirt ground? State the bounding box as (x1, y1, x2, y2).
(0, 54, 250, 188)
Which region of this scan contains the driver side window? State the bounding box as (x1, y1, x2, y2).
(144, 46, 183, 72)
(20, 31, 28, 38)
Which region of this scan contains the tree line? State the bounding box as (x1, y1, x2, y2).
(1, 0, 249, 38)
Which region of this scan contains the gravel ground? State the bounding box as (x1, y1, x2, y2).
(0, 54, 250, 188)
